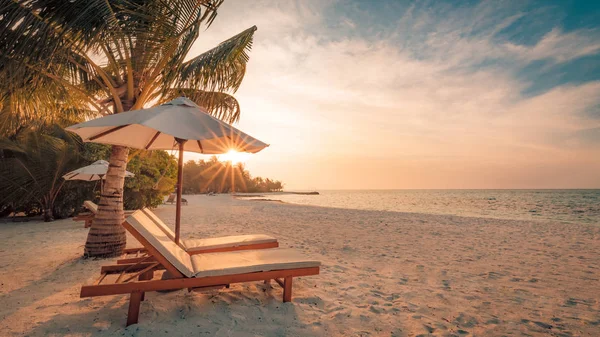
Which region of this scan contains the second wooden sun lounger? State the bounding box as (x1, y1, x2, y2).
(81, 210, 320, 326)
(74, 201, 135, 228)
(118, 208, 278, 264)
(72, 201, 99, 228)
(164, 194, 175, 204)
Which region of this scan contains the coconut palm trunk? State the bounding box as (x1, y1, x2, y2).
(84, 97, 135, 257)
(84, 145, 129, 257)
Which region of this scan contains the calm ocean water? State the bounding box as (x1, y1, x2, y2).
(267, 190, 600, 225)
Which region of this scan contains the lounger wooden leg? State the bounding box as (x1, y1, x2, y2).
(283, 277, 293, 302)
(123, 247, 146, 254)
(139, 271, 153, 301)
(127, 292, 143, 326)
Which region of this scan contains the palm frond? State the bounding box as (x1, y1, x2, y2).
(0, 126, 83, 206)
(0, 69, 97, 137)
(172, 26, 256, 95)
(1, 1, 225, 110)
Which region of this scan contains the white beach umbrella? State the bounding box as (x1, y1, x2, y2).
(66, 97, 269, 243)
(63, 159, 134, 193)
(63, 160, 134, 181)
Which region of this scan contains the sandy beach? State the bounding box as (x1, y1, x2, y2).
(1, 194, 599, 336)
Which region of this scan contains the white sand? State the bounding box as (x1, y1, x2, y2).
(1, 194, 599, 336)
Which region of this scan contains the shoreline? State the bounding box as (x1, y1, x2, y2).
(1, 194, 599, 336)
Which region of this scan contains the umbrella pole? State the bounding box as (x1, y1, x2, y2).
(175, 139, 187, 244)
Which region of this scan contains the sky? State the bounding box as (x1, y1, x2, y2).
(186, 0, 600, 190)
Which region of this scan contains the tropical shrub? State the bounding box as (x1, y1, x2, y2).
(0, 130, 177, 220)
(123, 151, 178, 209)
(0, 125, 85, 221)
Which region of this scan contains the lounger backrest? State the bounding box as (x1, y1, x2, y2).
(140, 208, 189, 250)
(126, 211, 194, 277)
(141, 208, 176, 239)
(83, 200, 98, 214)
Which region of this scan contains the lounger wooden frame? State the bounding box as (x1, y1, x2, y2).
(73, 212, 94, 228)
(81, 220, 319, 326)
(75, 211, 136, 228)
(164, 194, 175, 204)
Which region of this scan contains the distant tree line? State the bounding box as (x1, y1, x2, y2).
(182, 157, 283, 194)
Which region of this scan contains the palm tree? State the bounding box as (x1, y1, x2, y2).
(0, 125, 84, 221)
(0, 1, 256, 257)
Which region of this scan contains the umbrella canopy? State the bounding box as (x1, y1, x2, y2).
(63, 160, 134, 181)
(67, 97, 268, 154)
(66, 97, 269, 243)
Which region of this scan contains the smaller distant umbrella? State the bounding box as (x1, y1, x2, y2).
(63, 160, 134, 181)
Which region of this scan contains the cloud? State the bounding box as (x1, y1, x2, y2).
(185, 0, 600, 189)
(505, 28, 600, 63)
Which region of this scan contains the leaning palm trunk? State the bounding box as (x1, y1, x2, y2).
(85, 98, 135, 257)
(85, 145, 129, 257)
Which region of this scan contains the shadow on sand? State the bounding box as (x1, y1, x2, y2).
(21, 283, 309, 336)
(0, 257, 95, 319)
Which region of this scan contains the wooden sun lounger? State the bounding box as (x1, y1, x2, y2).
(74, 201, 135, 228)
(73, 212, 94, 228)
(117, 208, 278, 264)
(164, 193, 187, 205)
(164, 194, 175, 204)
(81, 211, 320, 326)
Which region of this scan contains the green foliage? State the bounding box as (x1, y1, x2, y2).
(182, 157, 283, 194)
(0, 125, 87, 221)
(123, 151, 178, 209)
(81, 143, 112, 163)
(0, 127, 177, 220)
(52, 183, 96, 219)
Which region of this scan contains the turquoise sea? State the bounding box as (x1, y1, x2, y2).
(267, 190, 600, 225)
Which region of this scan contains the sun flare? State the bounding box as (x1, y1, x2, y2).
(218, 149, 251, 165)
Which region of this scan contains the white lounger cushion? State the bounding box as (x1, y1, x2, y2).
(182, 234, 277, 252)
(141, 208, 277, 252)
(141, 208, 176, 241)
(126, 211, 195, 277)
(191, 248, 321, 278)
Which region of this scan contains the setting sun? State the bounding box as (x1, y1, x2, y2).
(218, 149, 251, 164)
